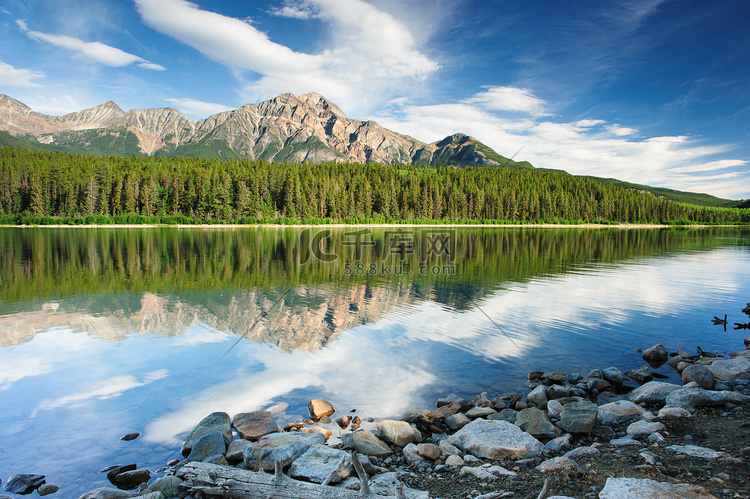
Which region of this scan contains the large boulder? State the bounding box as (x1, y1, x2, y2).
(641, 344, 669, 365)
(599, 477, 718, 498)
(288, 444, 352, 484)
(232, 411, 281, 441)
(598, 400, 645, 424)
(706, 357, 750, 381)
(558, 400, 598, 433)
(377, 420, 415, 447)
(447, 419, 544, 460)
(681, 365, 714, 389)
(243, 432, 325, 471)
(629, 381, 680, 405)
(664, 387, 729, 407)
(181, 412, 232, 456)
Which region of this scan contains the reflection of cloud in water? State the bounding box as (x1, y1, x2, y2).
(0, 353, 54, 390)
(32, 370, 168, 417)
(172, 324, 231, 346)
(144, 332, 437, 445)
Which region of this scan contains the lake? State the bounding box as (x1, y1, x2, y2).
(1, 226, 749, 495)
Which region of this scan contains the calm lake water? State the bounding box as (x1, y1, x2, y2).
(1, 226, 749, 495)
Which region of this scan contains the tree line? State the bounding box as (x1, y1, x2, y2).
(1, 146, 748, 224)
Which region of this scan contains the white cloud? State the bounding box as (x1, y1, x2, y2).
(19, 20, 164, 70)
(165, 97, 234, 119)
(134, 0, 439, 114)
(375, 87, 750, 199)
(268, 2, 317, 20)
(465, 86, 550, 116)
(0, 354, 53, 390)
(0, 61, 44, 87)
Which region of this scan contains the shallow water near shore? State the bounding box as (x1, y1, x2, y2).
(1, 226, 749, 495)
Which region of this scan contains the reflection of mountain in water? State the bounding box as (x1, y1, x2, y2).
(0, 284, 416, 351)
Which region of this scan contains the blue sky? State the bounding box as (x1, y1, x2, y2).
(1, 0, 749, 200)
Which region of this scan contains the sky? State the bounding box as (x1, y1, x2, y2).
(1, 0, 749, 200)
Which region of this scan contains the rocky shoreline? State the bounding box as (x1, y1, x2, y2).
(5, 332, 750, 499)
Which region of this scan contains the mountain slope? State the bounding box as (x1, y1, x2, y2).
(0, 92, 530, 168)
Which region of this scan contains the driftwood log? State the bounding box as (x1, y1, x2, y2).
(175, 454, 407, 499)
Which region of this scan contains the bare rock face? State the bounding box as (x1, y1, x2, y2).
(0, 92, 519, 168)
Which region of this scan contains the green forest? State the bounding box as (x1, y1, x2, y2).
(1, 146, 749, 225)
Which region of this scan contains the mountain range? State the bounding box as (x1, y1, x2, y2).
(0, 92, 531, 169)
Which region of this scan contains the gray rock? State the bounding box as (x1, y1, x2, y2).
(542, 370, 567, 385)
(447, 419, 544, 460)
(598, 400, 645, 424)
(610, 437, 644, 447)
(625, 366, 654, 384)
(244, 431, 325, 471)
(547, 399, 563, 418)
(599, 477, 717, 498)
(78, 488, 135, 499)
(344, 431, 392, 457)
(563, 445, 600, 458)
(585, 377, 612, 393)
(473, 392, 492, 408)
(438, 439, 461, 456)
(629, 381, 681, 405)
(226, 439, 254, 463)
(602, 367, 624, 385)
(626, 420, 666, 436)
(113, 469, 151, 490)
(681, 364, 714, 389)
(148, 476, 182, 496)
(706, 357, 750, 381)
(181, 412, 232, 456)
(369, 473, 429, 499)
(567, 372, 583, 384)
(657, 406, 692, 418)
(416, 443, 441, 460)
(307, 399, 335, 420)
(536, 456, 577, 472)
(402, 443, 425, 465)
(488, 408, 517, 423)
(559, 400, 598, 433)
(288, 444, 352, 484)
(202, 454, 228, 466)
(134, 493, 162, 499)
(641, 344, 668, 364)
(377, 420, 415, 447)
(545, 433, 572, 453)
(527, 385, 548, 407)
(546, 384, 569, 400)
(232, 411, 281, 441)
(187, 431, 226, 462)
(667, 444, 728, 459)
(515, 407, 558, 440)
(445, 412, 470, 430)
(465, 406, 496, 418)
(665, 387, 729, 407)
(445, 454, 465, 467)
(38, 484, 60, 496)
(3, 474, 45, 494)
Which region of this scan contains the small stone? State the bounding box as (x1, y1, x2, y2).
(232, 411, 281, 441)
(641, 344, 669, 365)
(681, 365, 715, 389)
(629, 381, 681, 405)
(541, 370, 567, 385)
(667, 444, 728, 459)
(345, 431, 392, 457)
(488, 408, 517, 424)
(148, 476, 183, 496)
(610, 437, 644, 447)
(181, 412, 232, 457)
(648, 432, 666, 444)
(546, 384, 569, 400)
(624, 366, 654, 384)
(559, 400, 598, 434)
(113, 469, 151, 490)
(463, 454, 481, 464)
(567, 373, 583, 384)
(402, 443, 425, 465)
(472, 392, 492, 408)
(445, 412, 471, 430)
(515, 407, 558, 440)
(626, 420, 666, 436)
(657, 406, 692, 418)
(465, 406, 496, 418)
(38, 484, 59, 496)
(602, 367, 624, 385)
(665, 387, 728, 407)
(78, 488, 135, 499)
(563, 445, 600, 458)
(288, 444, 352, 484)
(416, 443, 441, 460)
(336, 416, 351, 428)
(226, 439, 253, 463)
(536, 456, 576, 472)
(436, 394, 473, 411)
(377, 420, 415, 447)
(545, 433, 572, 453)
(245, 432, 326, 471)
(429, 402, 461, 420)
(439, 439, 460, 456)
(203, 454, 228, 465)
(547, 399, 563, 418)
(298, 426, 333, 440)
(598, 400, 645, 424)
(445, 455, 465, 467)
(187, 431, 226, 462)
(120, 433, 140, 441)
(527, 385, 548, 407)
(307, 399, 335, 420)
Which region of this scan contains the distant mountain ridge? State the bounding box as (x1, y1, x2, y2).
(0, 92, 532, 168)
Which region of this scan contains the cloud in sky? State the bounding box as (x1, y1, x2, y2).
(376, 88, 749, 199)
(133, 0, 439, 113)
(165, 97, 234, 118)
(0, 60, 45, 87)
(18, 19, 165, 70)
